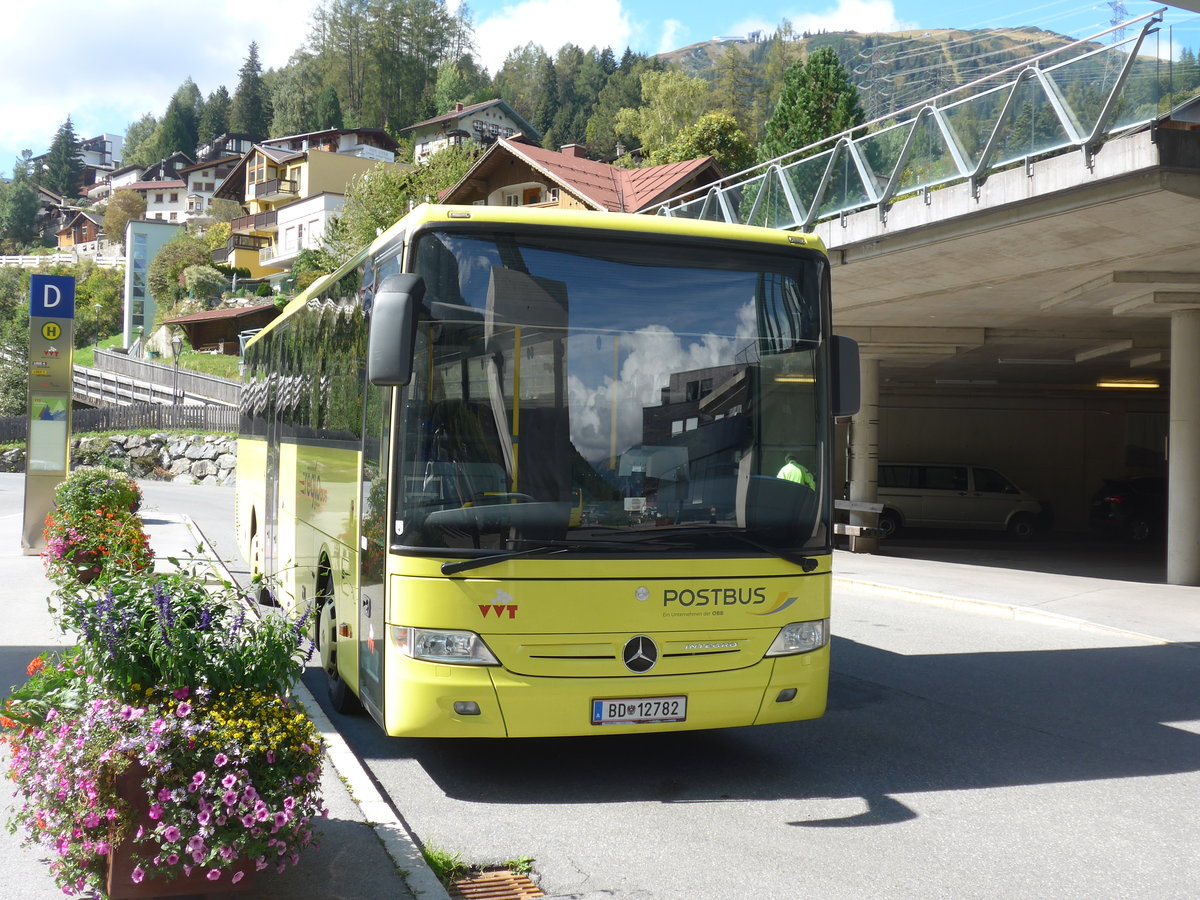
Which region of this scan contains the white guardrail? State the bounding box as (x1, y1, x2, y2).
(0, 253, 123, 269)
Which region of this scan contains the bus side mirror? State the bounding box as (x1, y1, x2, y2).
(368, 274, 425, 386)
(831, 335, 860, 419)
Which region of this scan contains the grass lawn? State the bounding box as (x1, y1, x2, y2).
(73, 338, 242, 380)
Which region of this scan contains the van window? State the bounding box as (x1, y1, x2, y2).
(879, 465, 918, 488)
(973, 467, 1018, 494)
(923, 466, 968, 491)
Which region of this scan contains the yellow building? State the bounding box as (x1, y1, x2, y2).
(211, 128, 410, 280)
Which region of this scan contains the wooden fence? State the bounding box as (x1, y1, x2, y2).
(0, 403, 239, 443)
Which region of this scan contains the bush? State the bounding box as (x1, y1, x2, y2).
(53, 465, 141, 516)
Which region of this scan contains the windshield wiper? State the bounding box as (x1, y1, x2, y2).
(440, 539, 654, 575)
(615, 527, 820, 573)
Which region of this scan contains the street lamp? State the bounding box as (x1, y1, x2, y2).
(171, 333, 183, 406)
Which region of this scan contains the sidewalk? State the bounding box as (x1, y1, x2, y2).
(833, 544, 1200, 647)
(0, 476, 446, 900)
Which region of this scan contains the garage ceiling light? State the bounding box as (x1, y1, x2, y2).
(1096, 379, 1159, 389)
(997, 358, 1074, 365)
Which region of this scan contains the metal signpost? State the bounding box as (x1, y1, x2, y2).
(21, 274, 76, 552)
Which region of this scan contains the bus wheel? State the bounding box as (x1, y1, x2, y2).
(318, 599, 361, 715)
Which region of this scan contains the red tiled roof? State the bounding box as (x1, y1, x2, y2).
(163, 303, 278, 325)
(481, 140, 721, 213)
(124, 180, 187, 191)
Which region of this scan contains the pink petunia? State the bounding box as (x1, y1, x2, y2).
(206, 869, 221, 881)
(214, 753, 228, 767)
(131, 867, 145, 884)
(163, 825, 181, 842)
(174, 687, 190, 700)
(175, 701, 192, 718)
(148, 803, 163, 820)
(192, 770, 206, 786)
(232, 871, 244, 884)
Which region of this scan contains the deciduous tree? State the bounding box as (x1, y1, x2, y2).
(102, 190, 147, 249)
(648, 111, 754, 175)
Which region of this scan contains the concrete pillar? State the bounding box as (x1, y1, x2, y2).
(1168, 309, 1200, 585)
(847, 357, 880, 553)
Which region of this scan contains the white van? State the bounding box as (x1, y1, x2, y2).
(876, 463, 1045, 539)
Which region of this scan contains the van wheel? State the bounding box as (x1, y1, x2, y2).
(877, 509, 901, 539)
(317, 596, 361, 715)
(1007, 513, 1037, 540)
(1127, 518, 1151, 542)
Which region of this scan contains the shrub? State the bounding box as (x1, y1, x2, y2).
(53, 465, 141, 516)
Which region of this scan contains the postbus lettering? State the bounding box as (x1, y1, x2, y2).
(663, 587, 767, 606)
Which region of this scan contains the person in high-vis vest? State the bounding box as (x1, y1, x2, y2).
(776, 453, 815, 490)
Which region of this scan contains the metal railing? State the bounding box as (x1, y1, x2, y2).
(650, 11, 1187, 227)
(92, 349, 242, 407)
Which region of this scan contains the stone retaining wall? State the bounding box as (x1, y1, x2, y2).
(0, 433, 236, 485)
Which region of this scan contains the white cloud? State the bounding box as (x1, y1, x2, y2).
(474, 0, 634, 75)
(730, 0, 917, 39)
(658, 19, 688, 54)
(0, 0, 319, 169)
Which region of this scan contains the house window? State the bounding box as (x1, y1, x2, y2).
(548, 188, 559, 202)
(170, 193, 178, 202)
(169, 212, 177, 221)
(297, 222, 304, 246)
(155, 194, 163, 203)
(503, 193, 519, 207)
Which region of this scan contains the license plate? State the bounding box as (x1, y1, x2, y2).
(591, 696, 687, 725)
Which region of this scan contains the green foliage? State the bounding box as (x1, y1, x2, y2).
(52, 465, 142, 518)
(315, 82, 345, 130)
(648, 111, 754, 174)
(615, 70, 714, 157)
(230, 41, 271, 139)
(203, 220, 231, 251)
(183, 264, 229, 299)
(122, 112, 161, 168)
(759, 46, 864, 162)
(149, 78, 204, 159)
(255, 281, 272, 297)
(0, 157, 40, 247)
(102, 189, 146, 247)
(42, 506, 153, 587)
(322, 147, 477, 264)
(270, 50, 326, 137)
(72, 262, 125, 348)
(0, 269, 30, 415)
(198, 85, 231, 145)
(42, 116, 83, 198)
(148, 230, 211, 307)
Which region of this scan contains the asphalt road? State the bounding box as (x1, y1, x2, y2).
(140, 480, 1200, 899)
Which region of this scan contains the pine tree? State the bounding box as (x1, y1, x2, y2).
(42, 116, 83, 198)
(230, 42, 271, 139)
(0, 152, 40, 247)
(198, 87, 231, 144)
(315, 84, 344, 130)
(759, 46, 864, 162)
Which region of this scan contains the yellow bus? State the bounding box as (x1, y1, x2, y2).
(236, 204, 859, 737)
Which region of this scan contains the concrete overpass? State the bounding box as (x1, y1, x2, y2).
(653, 12, 1200, 583)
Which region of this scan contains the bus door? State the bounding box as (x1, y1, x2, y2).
(263, 371, 282, 590)
(357, 380, 392, 726)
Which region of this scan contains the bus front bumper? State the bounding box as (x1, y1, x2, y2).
(381, 646, 829, 738)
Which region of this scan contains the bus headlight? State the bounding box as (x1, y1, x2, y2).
(765, 619, 829, 656)
(391, 626, 500, 665)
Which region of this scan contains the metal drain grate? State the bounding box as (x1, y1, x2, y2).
(449, 869, 545, 899)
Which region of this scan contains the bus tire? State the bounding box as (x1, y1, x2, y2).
(318, 598, 360, 715)
(1007, 513, 1037, 540)
(877, 509, 901, 539)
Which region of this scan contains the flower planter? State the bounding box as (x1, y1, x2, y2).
(106, 764, 257, 899)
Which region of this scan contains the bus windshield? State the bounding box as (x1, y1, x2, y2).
(395, 226, 830, 556)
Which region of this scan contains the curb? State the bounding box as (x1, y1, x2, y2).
(832, 574, 1177, 646)
(172, 514, 452, 900)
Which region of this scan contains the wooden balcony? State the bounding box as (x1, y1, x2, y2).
(229, 209, 278, 233)
(251, 178, 298, 202)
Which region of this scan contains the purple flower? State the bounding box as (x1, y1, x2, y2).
(223, 790, 238, 806)
(175, 701, 192, 718)
(206, 869, 221, 881)
(173, 687, 189, 700)
(163, 825, 181, 842)
(213, 753, 228, 767)
(232, 871, 244, 884)
(131, 867, 145, 884)
(148, 803, 163, 820)
(151, 718, 167, 734)
(192, 770, 206, 786)
(274, 812, 289, 828)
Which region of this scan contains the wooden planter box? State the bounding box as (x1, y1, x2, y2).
(106, 764, 256, 899)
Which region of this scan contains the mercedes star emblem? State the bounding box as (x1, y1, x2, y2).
(622, 635, 658, 673)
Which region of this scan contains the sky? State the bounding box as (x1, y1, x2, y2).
(1, 0, 1197, 175)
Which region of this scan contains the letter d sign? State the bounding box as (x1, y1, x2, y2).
(30, 274, 76, 319)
